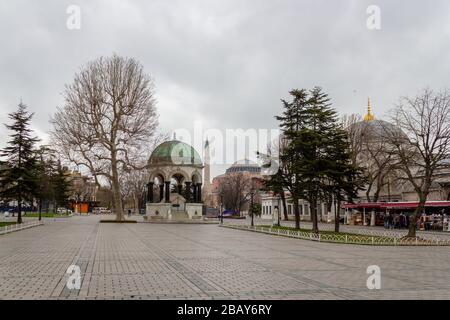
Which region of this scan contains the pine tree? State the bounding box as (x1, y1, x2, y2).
(34, 146, 56, 220)
(293, 87, 339, 233)
(52, 160, 71, 211)
(0, 103, 40, 224)
(296, 87, 363, 233)
(263, 166, 289, 221)
(270, 89, 310, 229)
(324, 126, 365, 232)
(273, 87, 363, 233)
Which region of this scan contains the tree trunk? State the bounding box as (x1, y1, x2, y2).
(17, 196, 22, 224)
(373, 188, 380, 203)
(292, 196, 300, 229)
(280, 190, 288, 221)
(334, 198, 340, 233)
(112, 184, 123, 220)
(250, 194, 254, 227)
(311, 197, 319, 234)
(407, 199, 425, 238)
(134, 195, 139, 215)
(111, 173, 124, 220)
(365, 185, 372, 202)
(38, 198, 42, 221)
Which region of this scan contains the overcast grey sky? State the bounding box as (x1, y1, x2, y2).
(1, 0, 450, 177)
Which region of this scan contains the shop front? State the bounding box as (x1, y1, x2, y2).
(342, 201, 450, 231)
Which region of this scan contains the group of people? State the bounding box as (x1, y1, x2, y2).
(418, 213, 448, 231)
(383, 213, 409, 229)
(383, 212, 450, 231)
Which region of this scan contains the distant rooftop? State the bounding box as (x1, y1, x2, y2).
(226, 159, 261, 174)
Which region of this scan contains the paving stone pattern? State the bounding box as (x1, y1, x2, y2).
(1, 216, 450, 299)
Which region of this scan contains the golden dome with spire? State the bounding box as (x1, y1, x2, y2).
(363, 97, 375, 121)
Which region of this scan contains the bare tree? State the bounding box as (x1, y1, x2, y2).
(217, 173, 253, 215)
(120, 164, 148, 213)
(386, 89, 450, 237)
(344, 114, 395, 203)
(69, 171, 96, 204)
(51, 55, 158, 221)
(263, 136, 290, 221)
(95, 186, 114, 209)
(342, 114, 364, 165)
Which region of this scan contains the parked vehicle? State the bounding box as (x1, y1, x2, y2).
(93, 207, 111, 214)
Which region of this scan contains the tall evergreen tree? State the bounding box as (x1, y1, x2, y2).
(34, 146, 57, 220)
(324, 126, 365, 232)
(263, 166, 289, 222)
(297, 87, 364, 233)
(0, 103, 40, 223)
(272, 87, 363, 233)
(294, 87, 339, 233)
(271, 89, 310, 229)
(52, 160, 71, 211)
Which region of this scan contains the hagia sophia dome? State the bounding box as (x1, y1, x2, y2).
(349, 98, 405, 141)
(225, 159, 261, 174)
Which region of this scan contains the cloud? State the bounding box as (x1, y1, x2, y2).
(1, 0, 450, 177)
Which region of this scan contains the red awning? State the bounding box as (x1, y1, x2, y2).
(342, 201, 450, 210)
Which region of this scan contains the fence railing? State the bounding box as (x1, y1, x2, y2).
(275, 221, 450, 242)
(221, 223, 450, 246)
(0, 220, 44, 235)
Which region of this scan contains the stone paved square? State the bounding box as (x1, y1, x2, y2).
(1, 215, 450, 299)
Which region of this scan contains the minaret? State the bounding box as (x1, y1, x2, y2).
(363, 97, 375, 121)
(202, 138, 212, 204)
(203, 138, 211, 185)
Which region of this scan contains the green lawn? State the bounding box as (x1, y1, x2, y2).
(22, 212, 69, 218)
(2, 212, 69, 219)
(0, 222, 17, 227)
